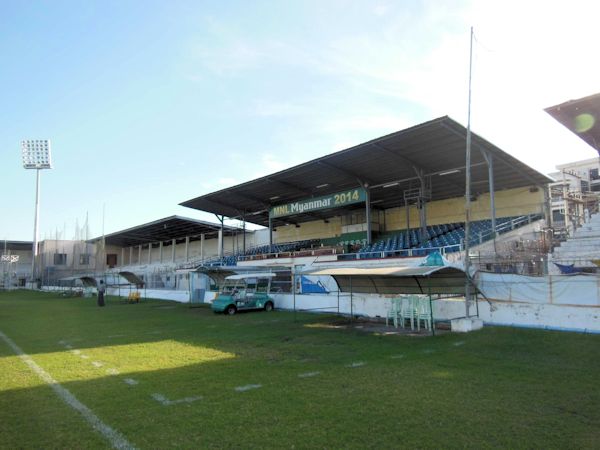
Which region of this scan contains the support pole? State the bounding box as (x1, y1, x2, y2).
(428, 279, 435, 336)
(129, 247, 133, 266)
(243, 218, 246, 254)
(121, 248, 124, 267)
(365, 185, 372, 245)
(464, 26, 474, 318)
(350, 276, 353, 322)
(159, 241, 163, 263)
(293, 267, 296, 322)
(31, 168, 41, 282)
(268, 215, 273, 253)
(417, 170, 427, 243)
(185, 236, 190, 262)
(482, 150, 497, 250)
(405, 200, 410, 241)
(171, 239, 176, 263)
(200, 234, 205, 264)
(138, 245, 142, 265)
(218, 217, 224, 259)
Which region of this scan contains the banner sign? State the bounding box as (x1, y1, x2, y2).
(270, 187, 366, 219)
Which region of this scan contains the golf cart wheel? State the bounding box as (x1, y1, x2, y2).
(264, 301, 274, 312)
(226, 305, 237, 315)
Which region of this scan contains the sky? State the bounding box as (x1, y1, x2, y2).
(1, 0, 600, 241)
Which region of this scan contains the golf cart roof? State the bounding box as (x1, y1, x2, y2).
(225, 273, 276, 280)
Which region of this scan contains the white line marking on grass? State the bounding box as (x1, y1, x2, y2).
(390, 354, 405, 359)
(124, 378, 138, 386)
(80, 354, 90, 359)
(0, 330, 135, 450)
(106, 368, 120, 375)
(64, 344, 74, 349)
(347, 361, 365, 368)
(107, 334, 126, 339)
(151, 393, 202, 406)
(298, 371, 320, 378)
(92, 361, 104, 368)
(234, 384, 262, 392)
(422, 349, 435, 354)
(71, 349, 82, 355)
(453, 341, 465, 347)
(58, 340, 67, 345)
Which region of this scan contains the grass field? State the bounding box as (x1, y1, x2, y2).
(0, 290, 599, 449)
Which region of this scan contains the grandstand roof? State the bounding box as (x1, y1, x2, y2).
(2, 241, 32, 251)
(94, 216, 241, 247)
(181, 116, 552, 227)
(545, 92, 600, 153)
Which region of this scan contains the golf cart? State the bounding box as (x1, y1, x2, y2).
(212, 273, 276, 315)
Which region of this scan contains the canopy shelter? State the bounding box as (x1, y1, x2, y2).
(181, 116, 552, 246)
(115, 271, 146, 303)
(79, 276, 97, 287)
(118, 271, 145, 287)
(545, 92, 600, 154)
(305, 266, 472, 295)
(302, 264, 479, 335)
(193, 265, 291, 289)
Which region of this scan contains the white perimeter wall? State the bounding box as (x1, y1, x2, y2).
(92, 272, 600, 334)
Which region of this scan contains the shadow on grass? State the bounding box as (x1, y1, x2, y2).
(0, 290, 600, 448)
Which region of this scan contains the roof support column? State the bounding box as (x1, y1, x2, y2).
(405, 200, 410, 239)
(217, 215, 224, 259)
(121, 248, 125, 268)
(543, 184, 551, 226)
(243, 218, 246, 255)
(159, 241, 163, 263)
(185, 236, 190, 262)
(416, 169, 428, 243)
(200, 234, 205, 264)
(365, 185, 372, 245)
(481, 150, 497, 250)
(138, 245, 142, 265)
(129, 247, 133, 266)
(268, 215, 273, 253)
(148, 244, 152, 264)
(171, 239, 176, 263)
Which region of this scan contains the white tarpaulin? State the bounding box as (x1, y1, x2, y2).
(476, 272, 600, 306)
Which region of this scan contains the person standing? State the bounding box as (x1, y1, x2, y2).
(97, 279, 106, 307)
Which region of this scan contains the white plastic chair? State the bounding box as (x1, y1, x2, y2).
(386, 298, 402, 328)
(400, 296, 416, 330)
(416, 296, 432, 331)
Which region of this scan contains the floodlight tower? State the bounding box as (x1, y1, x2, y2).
(21, 140, 53, 284)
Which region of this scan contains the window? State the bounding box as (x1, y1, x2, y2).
(79, 254, 90, 265)
(53, 253, 67, 265)
(581, 181, 590, 192)
(106, 254, 117, 268)
(590, 168, 600, 180)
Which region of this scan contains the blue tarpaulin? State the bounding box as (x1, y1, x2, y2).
(553, 262, 584, 275)
(301, 276, 329, 293)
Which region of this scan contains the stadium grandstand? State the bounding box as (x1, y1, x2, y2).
(33, 115, 553, 300)
(179, 116, 551, 269)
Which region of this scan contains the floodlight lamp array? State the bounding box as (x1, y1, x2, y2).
(21, 139, 52, 169)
